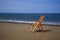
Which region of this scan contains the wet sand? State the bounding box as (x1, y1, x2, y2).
(0, 23, 60, 40)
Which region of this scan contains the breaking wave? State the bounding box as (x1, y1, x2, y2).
(0, 19, 60, 25)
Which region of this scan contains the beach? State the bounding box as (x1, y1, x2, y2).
(0, 23, 60, 40)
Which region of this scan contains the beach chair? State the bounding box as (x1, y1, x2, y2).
(30, 16, 45, 33)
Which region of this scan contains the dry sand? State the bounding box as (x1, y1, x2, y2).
(0, 23, 60, 40)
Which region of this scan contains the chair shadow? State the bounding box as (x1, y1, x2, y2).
(36, 30, 51, 32)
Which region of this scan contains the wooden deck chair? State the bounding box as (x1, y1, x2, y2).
(30, 16, 45, 33)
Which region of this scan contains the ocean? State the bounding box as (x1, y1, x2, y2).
(0, 13, 60, 25)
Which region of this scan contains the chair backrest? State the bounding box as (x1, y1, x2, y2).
(38, 16, 45, 24)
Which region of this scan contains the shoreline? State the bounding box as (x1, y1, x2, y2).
(0, 19, 60, 25)
(0, 22, 60, 26)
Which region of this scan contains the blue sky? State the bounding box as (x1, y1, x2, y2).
(0, 0, 60, 13)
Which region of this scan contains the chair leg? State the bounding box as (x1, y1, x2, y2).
(38, 25, 44, 32)
(40, 26, 44, 32)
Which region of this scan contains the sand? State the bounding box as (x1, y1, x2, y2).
(0, 23, 60, 40)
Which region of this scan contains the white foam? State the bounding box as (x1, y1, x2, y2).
(0, 19, 60, 25)
(42, 21, 60, 25)
(0, 19, 34, 24)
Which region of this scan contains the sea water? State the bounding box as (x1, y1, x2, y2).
(0, 13, 60, 25)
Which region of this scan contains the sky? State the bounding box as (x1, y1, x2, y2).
(0, 0, 60, 13)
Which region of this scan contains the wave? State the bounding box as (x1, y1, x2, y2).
(0, 19, 60, 25)
(0, 19, 34, 24)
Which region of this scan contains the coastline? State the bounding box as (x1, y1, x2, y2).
(0, 22, 60, 40)
(0, 19, 60, 25)
(0, 22, 60, 26)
